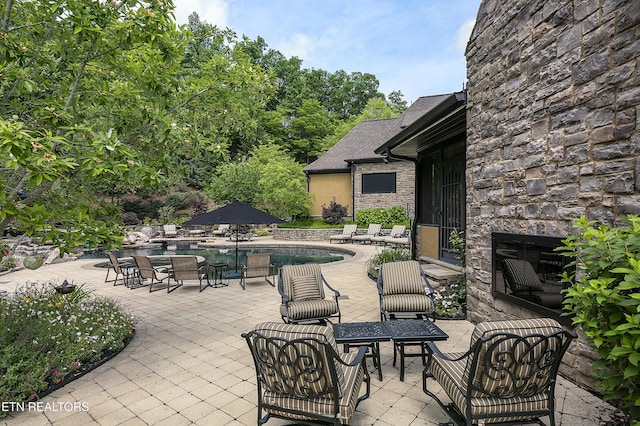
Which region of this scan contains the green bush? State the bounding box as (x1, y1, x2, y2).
(355, 206, 408, 228)
(0, 282, 136, 415)
(558, 215, 640, 423)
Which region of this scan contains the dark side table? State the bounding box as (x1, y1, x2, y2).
(333, 322, 391, 381)
(383, 319, 448, 381)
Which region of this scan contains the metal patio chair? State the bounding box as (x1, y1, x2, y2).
(278, 263, 341, 324)
(243, 322, 370, 425)
(170, 256, 210, 292)
(423, 318, 576, 426)
(240, 253, 275, 290)
(377, 260, 436, 321)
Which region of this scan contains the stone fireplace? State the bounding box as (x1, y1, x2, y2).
(465, 0, 640, 391)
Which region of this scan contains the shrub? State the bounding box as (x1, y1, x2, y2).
(557, 215, 640, 423)
(366, 246, 410, 279)
(356, 206, 408, 228)
(189, 193, 208, 218)
(122, 211, 140, 226)
(322, 200, 348, 225)
(0, 282, 136, 416)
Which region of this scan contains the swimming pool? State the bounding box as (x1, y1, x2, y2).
(88, 242, 354, 271)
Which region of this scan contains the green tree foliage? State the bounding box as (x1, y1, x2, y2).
(558, 216, 640, 422)
(206, 144, 312, 219)
(0, 2, 272, 251)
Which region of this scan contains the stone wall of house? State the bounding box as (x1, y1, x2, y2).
(465, 0, 640, 390)
(353, 161, 415, 217)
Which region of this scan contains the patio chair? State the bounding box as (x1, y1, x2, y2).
(240, 253, 275, 290)
(377, 260, 435, 321)
(351, 223, 382, 244)
(170, 256, 210, 292)
(278, 263, 341, 324)
(211, 224, 231, 237)
(328, 224, 357, 244)
(370, 225, 406, 245)
(423, 318, 577, 426)
(163, 224, 178, 238)
(501, 259, 564, 308)
(386, 231, 410, 247)
(105, 252, 134, 286)
(242, 322, 370, 425)
(132, 255, 175, 292)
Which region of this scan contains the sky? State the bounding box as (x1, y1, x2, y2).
(172, 0, 482, 104)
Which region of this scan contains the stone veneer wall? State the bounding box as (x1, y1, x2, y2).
(352, 161, 415, 215)
(465, 0, 640, 390)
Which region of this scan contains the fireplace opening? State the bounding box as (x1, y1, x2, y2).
(492, 232, 573, 324)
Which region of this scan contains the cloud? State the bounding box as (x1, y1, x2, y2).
(173, 0, 229, 28)
(276, 33, 316, 61)
(455, 18, 476, 51)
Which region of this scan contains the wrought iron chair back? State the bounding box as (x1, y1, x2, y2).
(242, 322, 369, 425)
(423, 318, 577, 426)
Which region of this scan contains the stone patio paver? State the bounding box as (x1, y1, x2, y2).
(0, 237, 624, 425)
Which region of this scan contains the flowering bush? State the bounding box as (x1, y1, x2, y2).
(433, 280, 467, 318)
(0, 282, 136, 415)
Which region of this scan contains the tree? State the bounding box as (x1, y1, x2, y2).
(206, 144, 312, 219)
(287, 99, 336, 163)
(0, 2, 273, 252)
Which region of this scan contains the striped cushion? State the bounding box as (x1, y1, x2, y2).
(381, 260, 426, 296)
(381, 294, 433, 313)
(253, 322, 345, 396)
(430, 352, 550, 423)
(281, 264, 325, 299)
(428, 318, 565, 422)
(292, 275, 322, 300)
(280, 299, 339, 321)
(466, 318, 564, 397)
(263, 349, 365, 424)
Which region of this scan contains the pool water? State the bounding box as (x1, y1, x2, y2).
(87, 242, 352, 271)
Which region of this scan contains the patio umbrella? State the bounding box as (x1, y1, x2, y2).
(183, 200, 284, 271)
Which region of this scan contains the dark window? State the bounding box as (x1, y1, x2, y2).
(362, 173, 396, 194)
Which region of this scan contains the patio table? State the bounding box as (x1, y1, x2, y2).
(333, 321, 391, 380)
(383, 319, 448, 381)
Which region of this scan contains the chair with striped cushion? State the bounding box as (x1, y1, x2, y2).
(377, 260, 435, 321)
(423, 318, 577, 426)
(278, 263, 341, 324)
(242, 322, 370, 425)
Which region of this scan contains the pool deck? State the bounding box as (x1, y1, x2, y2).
(0, 236, 626, 425)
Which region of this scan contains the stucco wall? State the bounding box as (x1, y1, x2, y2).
(466, 0, 640, 390)
(307, 172, 352, 217)
(353, 161, 415, 217)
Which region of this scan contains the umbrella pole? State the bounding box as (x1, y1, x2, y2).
(235, 228, 239, 271)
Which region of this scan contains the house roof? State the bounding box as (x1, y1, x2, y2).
(304, 94, 454, 173)
(375, 91, 467, 157)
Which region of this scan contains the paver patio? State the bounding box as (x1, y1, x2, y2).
(0, 238, 624, 425)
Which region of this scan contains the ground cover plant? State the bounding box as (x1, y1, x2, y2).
(0, 282, 137, 417)
(558, 215, 640, 424)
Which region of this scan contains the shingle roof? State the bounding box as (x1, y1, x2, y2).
(304, 94, 453, 173)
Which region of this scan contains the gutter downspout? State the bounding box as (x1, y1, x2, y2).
(385, 148, 419, 260)
(349, 161, 356, 221)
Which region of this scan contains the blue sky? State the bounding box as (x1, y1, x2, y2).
(173, 0, 482, 104)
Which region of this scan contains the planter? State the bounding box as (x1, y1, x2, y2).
(54, 281, 76, 294)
